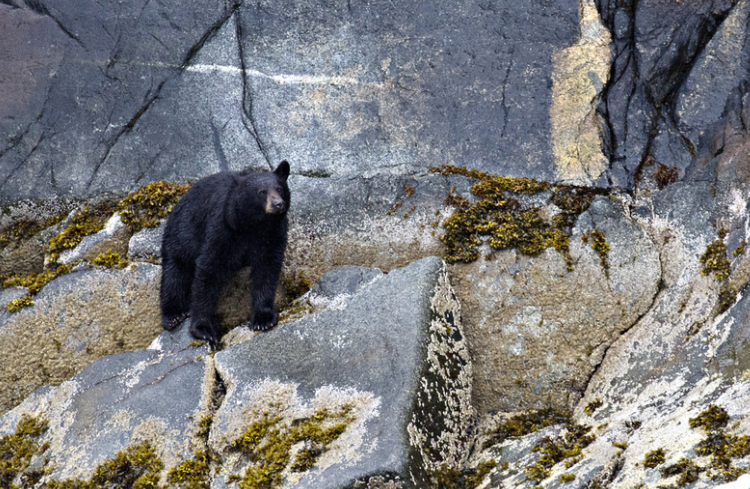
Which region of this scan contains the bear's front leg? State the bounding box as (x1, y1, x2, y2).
(249, 251, 283, 331)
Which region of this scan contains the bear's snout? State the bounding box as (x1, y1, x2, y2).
(266, 195, 286, 214)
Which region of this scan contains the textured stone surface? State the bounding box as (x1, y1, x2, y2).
(467, 160, 750, 488)
(595, 0, 745, 189)
(212, 257, 473, 488)
(450, 195, 660, 412)
(0, 257, 473, 488)
(0, 338, 213, 483)
(0, 0, 587, 202)
(0, 263, 162, 415)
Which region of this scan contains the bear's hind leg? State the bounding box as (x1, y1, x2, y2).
(189, 258, 232, 345)
(160, 256, 193, 331)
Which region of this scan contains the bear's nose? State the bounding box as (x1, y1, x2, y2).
(272, 199, 285, 211)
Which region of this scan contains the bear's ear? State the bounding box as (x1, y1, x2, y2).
(274, 160, 290, 181)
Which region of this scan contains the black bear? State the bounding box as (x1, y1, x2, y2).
(160, 161, 291, 345)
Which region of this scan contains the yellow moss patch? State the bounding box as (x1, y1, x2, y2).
(427, 460, 498, 489)
(91, 250, 129, 269)
(44, 441, 163, 489)
(584, 398, 603, 416)
(524, 424, 595, 484)
(116, 181, 190, 234)
(588, 230, 610, 277)
(6, 296, 34, 313)
(643, 448, 666, 468)
(483, 408, 572, 449)
(227, 405, 354, 489)
(0, 212, 68, 251)
(4, 263, 76, 312)
(167, 450, 211, 489)
(0, 415, 49, 488)
(45, 206, 115, 262)
(700, 232, 731, 282)
(559, 473, 576, 483)
(429, 165, 605, 268)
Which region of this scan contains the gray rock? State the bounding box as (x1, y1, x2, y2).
(128, 222, 165, 260)
(0, 263, 162, 416)
(0, 340, 213, 484)
(0, 0, 585, 203)
(596, 0, 741, 188)
(309, 265, 383, 298)
(456, 195, 661, 413)
(211, 256, 473, 488)
(0, 286, 26, 315)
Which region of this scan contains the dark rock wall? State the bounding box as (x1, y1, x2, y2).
(0, 0, 582, 201)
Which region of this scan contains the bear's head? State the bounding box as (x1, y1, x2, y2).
(242, 160, 290, 218)
(265, 160, 290, 214)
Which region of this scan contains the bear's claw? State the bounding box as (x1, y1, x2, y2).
(162, 312, 189, 331)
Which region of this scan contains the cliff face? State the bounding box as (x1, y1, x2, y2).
(1, 1, 750, 488)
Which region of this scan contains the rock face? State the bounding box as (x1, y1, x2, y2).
(0, 258, 473, 489)
(0, 263, 162, 415)
(2, 0, 583, 202)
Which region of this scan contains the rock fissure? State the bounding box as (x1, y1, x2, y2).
(234, 8, 272, 170)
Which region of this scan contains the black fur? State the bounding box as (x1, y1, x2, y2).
(160, 161, 291, 345)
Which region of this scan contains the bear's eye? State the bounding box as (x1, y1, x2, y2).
(275, 187, 283, 193)
(258, 189, 267, 196)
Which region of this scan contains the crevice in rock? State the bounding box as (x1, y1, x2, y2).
(23, 0, 84, 48)
(499, 57, 513, 139)
(85, 0, 245, 190)
(576, 200, 666, 402)
(210, 116, 230, 172)
(234, 7, 273, 170)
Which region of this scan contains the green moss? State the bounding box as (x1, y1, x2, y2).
(483, 408, 572, 449)
(523, 424, 595, 484)
(91, 250, 129, 269)
(4, 263, 77, 312)
(429, 165, 605, 269)
(659, 458, 703, 487)
(700, 234, 731, 282)
(643, 448, 666, 468)
(559, 473, 576, 483)
(0, 415, 50, 489)
(427, 460, 498, 489)
(196, 416, 213, 444)
(733, 239, 746, 257)
(644, 404, 750, 485)
(0, 211, 68, 250)
(167, 450, 210, 489)
(588, 230, 610, 277)
(689, 405, 730, 432)
(46, 205, 115, 262)
(227, 404, 354, 489)
(280, 271, 311, 301)
(44, 441, 163, 489)
(584, 398, 603, 416)
(116, 181, 190, 234)
(6, 296, 34, 313)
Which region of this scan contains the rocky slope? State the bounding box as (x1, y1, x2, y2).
(1, 0, 750, 488)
